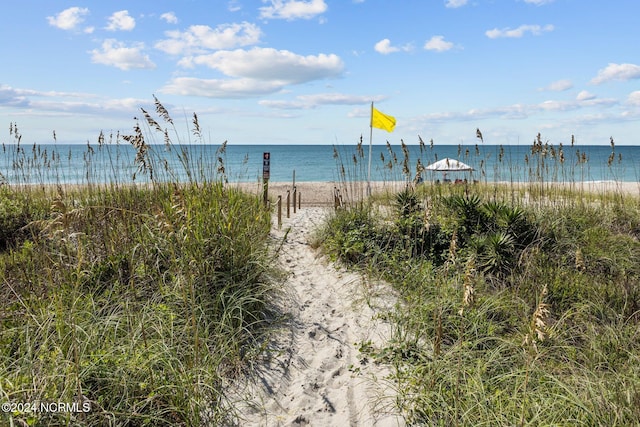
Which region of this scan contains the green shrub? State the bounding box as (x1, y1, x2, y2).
(320, 182, 640, 426)
(0, 188, 47, 251)
(1, 183, 276, 426)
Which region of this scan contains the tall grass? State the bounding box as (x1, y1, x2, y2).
(318, 135, 640, 425)
(0, 99, 279, 426)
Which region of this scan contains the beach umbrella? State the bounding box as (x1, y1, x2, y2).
(425, 158, 474, 180)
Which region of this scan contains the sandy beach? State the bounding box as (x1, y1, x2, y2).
(13, 179, 638, 205)
(230, 180, 640, 208)
(234, 206, 405, 426)
(229, 181, 401, 207)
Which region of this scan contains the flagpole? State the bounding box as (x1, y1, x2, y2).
(367, 101, 373, 197)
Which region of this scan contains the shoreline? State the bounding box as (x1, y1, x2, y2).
(231, 180, 640, 207)
(5, 179, 639, 207)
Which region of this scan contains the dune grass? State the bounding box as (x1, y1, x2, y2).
(317, 139, 640, 426)
(0, 100, 279, 426)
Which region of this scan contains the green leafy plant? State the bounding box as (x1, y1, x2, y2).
(319, 146, 640, 425)
(0, 99, 279, 426)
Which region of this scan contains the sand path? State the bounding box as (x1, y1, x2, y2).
(237, 207, 404, 427)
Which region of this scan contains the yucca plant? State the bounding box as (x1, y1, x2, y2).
(395, 187, 421, 218)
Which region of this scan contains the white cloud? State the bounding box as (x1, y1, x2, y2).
(0, 84, 145, 118)
(374, 39, 411, 54)
(29, 97, 145, 115)
(485, 24, 554, 39)
(540, 79, 573, 92)
(298, 93, 375, 105)
(524, 0, 554, 4)
(0, 85, 96, 100)
(415, 95, 618, 126)
(162, 48, 343, 98)
(47, 7, 90, 31)
(0, 85, 30, 107)
(260, 93, 385, 109)
(445, 0, 468, 8)
(590, 63, 640, 85)
(576, 90, 596, 101)
(90, 39, 156, 70)
(155, 22, 262, 55)
(181, 47, 343, 82)
(160, 12, 178, 24)
(539, 100, 572, 111)
(374, 39, 397, 54)
(106, 10, 135, 31)
(424, 35, 454, 52)
(160, 77, 285, 98)
(259, 0, 328, 20)
(538, 96, 617, 112)
(228, 1, 242, 12)
(628, 91, 640, 106)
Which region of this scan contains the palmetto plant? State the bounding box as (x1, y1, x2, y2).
(395, 187, 422, 218)
(438, 195, 539, 277)
(443, 194, 486, 239)
(471, 231, 517, 276)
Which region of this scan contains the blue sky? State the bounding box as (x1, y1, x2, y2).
(1, 0, 639, 146)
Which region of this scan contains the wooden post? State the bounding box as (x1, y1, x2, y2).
(286, 190, 290, 218)
(277, 195, 282, 229)
(298, 192, 301, 210)
(333, 188, 343, 210)
(262, 178, 268, 207)
(262, 152, 271, 207)
(293, 186, 297, 214)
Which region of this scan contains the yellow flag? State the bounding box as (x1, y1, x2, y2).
(371, 107, 396, 132)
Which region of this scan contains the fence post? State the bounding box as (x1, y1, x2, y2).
(298, 192, 301, 210)
(333, 188, 343, 210)
(277, 195, 282, 229)
(286, 190, 290, 218)
(293, 186, 297, 214)
(262, 178, 269, 207)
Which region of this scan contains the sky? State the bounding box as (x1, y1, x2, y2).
(1, 0, 640, 146)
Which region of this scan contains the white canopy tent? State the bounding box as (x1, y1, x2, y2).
(424, 158, 474, 181)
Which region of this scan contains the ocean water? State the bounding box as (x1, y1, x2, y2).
(1, 142, 638, 185)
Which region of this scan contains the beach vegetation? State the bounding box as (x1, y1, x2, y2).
(318, 138, 640, 425)
(0, 100, 279, 426)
